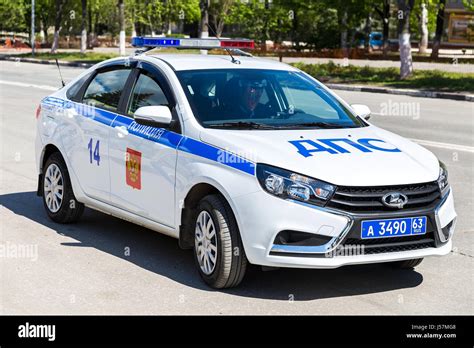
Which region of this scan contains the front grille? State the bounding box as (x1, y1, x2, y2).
(326, 181, 441, 214)
(343, 232, 434, 246)
(355, 241, 435, 255)
(341, 231, 436, 255)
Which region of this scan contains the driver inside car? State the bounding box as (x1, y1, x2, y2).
(219, 76, 274, 120)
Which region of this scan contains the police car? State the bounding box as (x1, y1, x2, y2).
(35, 37, 456, 288)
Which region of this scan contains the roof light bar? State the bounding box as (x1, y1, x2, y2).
(131, 37, 254, 50)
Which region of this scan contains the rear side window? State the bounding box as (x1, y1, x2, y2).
(128, 72, 169, 115)
(66, 72, 91, 101)
(82, 69, 131, 112)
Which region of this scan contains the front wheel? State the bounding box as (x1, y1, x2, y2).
(193, 194, 247, 289)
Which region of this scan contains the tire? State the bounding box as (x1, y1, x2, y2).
(42, 152, 84, 223)
(193, 194, 247, 289)
(392, 258, 423, 269)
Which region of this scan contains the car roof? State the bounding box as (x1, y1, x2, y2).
(145, 54, 298, 72)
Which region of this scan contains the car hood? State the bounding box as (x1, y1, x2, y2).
(199, 125, 440, 186)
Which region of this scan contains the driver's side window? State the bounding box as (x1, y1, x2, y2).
(128, 72, 169, 115)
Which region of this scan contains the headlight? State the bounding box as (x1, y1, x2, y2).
(256, 164, 336, 206)
(437, 161, 450, 197)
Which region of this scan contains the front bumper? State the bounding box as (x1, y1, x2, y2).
(232, 188, 456, 269)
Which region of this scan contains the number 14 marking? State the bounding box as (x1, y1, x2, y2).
(88, 138, 101, 165)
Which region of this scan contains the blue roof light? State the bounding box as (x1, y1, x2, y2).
(131, 36, 254, 50)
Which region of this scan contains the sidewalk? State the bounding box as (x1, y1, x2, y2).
(269, 57, 474, 74)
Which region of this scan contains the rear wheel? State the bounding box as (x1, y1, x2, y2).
(42, 152, 84, 223)
(392, 258, 423, 269)
(193, 194, 247, 289)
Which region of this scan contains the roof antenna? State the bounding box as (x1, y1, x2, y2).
(55, 58, 65, 87)
(206, 23, 240, 64)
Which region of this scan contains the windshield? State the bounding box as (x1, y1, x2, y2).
(176, 69, 365, 129)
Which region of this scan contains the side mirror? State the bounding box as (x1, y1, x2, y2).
(134, 106, 172, 127)
(351, 104, 371, 120)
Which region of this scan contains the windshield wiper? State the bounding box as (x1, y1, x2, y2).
(206, 121, 356, 130)
(286, 122, 356, 129)
(206, 121, 277, 129)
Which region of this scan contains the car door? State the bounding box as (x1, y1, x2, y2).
(64, 63, 133, 202)
(109, 61, 182, 228)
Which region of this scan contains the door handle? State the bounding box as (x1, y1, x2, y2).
(115, 125, 129, 137)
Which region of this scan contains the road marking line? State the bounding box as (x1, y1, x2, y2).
(411, 138, 474, 153)
(0, 80, 57, 91)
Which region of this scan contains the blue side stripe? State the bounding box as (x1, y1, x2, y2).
(41, 97, 255, 175)
(74, 104, 116, 126)
(178, 137, 255, 175)
(43, 96, 65, 107)
(111, 114, 133, 128)
(111, 115, 184, 149)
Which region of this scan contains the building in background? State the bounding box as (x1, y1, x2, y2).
(446, 0, 474, 44)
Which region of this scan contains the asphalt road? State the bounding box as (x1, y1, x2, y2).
(0, 61, 472, 314)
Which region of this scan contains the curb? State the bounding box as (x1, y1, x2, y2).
(326, 83, 474, 102)
(2, 55, 472, 102)
(0, 55, 94, 68)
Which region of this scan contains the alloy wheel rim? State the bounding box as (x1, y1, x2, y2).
(195, 211, 218, 275)
(44, 163, 64, 213)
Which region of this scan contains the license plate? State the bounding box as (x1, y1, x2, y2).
(361, 216, 427, 239)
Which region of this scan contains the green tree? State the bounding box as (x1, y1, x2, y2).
(410, 0, 437, 37)
(87, 0, 120, 38)
(209, 0, 234, 37)
(81, 0, 87, 53)
(462, 0, 474, 11)
(226, 0, 287, 44)
(225, 0, 269, 42)
(51, 0, 68, 53)
(373, 0, 391, 57)
(289, 0, 339, 50)
(328, 0, 368, 56)
(128, 0, 198, 37)
(431, 0, 445, 58)
(118, 0, 125, 55)
(0, 0, 27, 32)
(398, 0, 415, 79)
(36, 0, 55, 44)
(199, 0, 209, 38)
(163, 0, 199, 34)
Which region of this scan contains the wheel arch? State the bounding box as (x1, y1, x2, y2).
(178, 181, 242, 250)
(37, 143, 84, 203)
(179, 182, 220, 249)
(40, 143, 62, 172)
(37, 143, 63, 196)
